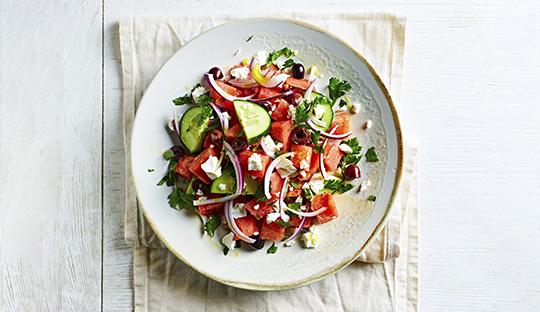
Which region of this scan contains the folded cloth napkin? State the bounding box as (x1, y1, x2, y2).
(121, 13, 418, 311)
(122, 12, 407, 263)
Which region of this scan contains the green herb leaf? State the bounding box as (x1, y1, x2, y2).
(190, 105, 214, 129)
(167, 188, 196, 210)
(328, 77, 352, 103)
(365, 147, 379, 162)
(282, 59, 295, 69)
(303, 188, 314, 198)
(203, 120, 220, 133)
(290, 181, 300, 188)
(246, 35, 253, 42)
(340, 138, 363, 166)
(254, 182, 269, 202)
(267, 242, 278, 254)
(324, 179, 354, 194)
(148, 168, 155, 172)
(204, 214, 221, 237)
(223, 246, 230, 255)
(368, 195, 377, 201)
(287, 202, 302, 211)
(173, 94, 194, 106)
(235, 129, 245, 137)
(310, 131, 325, 154)
(338, 99, 348, 108)
(275, 220, 291, 228)
(163, 150, 175, 160)
(267, 47, 292, 67)
(197, 94, 214, 106)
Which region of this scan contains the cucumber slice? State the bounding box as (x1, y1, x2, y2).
(233, 100, 271, 143)
(310, 102, 333, 131)
(185, 176, 197, 195)
(210, 168, 259, 195)
(180, 106, 212, 153)
(311, 91, 324, 99)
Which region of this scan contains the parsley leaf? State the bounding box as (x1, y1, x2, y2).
(163, 150, 175, 160)
(303, 188, 314, 198)
(148, 168, 155, 172)
(197, 94, 214, 106)
(223, 246, 230, 255)
(368, 195, 377, 201)
(290, 181, 300, 188)
(267, 47, 292, 67)
(328, 77, 352, 103)
(173, 94, 194, 106)
(338, 99, 348, 108)
(167, 188, 196, 210)
(310, 131, 325, 154)
(247, 35, 253, 42)
(275, 220, 291, 228)
(287, 202, 302, 210)
(267, 242, 278, 254)
(254, 182, 269, 202)
(190, 105, 214, 129)
(235, 129, 245, 137)
(340, 138, 363, 166)
(204, 214, 221, 237)
(282, 59, 295, 69)
(324, 179, 354, 194)
(294, 98, 315, 125)
(203, 120, 220, 133)
(365, 147, 379, 162)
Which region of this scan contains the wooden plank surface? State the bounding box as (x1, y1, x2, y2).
(1, 0, 539, 311)
(0, 0, 103, 311)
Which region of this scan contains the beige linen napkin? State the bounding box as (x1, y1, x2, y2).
(122, 13, 407, 263)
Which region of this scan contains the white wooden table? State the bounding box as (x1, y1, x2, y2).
(1, 1, 539, 311)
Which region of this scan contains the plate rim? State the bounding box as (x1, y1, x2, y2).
(131, 16, 404, 291)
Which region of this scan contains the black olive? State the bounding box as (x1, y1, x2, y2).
(249, 235, 265, 250)
(287, 93, 303, 106)
(292, 63, 305, 79)
(192, 179, 210, 195)
(291, 127, 310, 145)
(209, 67, 224, 80)
(232, 137, 248, 152)
(171, 145, 184, 158)
(344, 165, 361, 180)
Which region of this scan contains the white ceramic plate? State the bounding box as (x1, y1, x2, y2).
(131, 18, 403, 290)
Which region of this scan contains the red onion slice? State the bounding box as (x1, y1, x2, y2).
(204, 73, 256, 102)
(285, 206, 327, 217)
(318, 126, 337, 180)
(284, 217, 307, 244)
(307, 119, 353, 139)
(303, 78, 317, 101)
(172, 110, 182, 142)
(278, 177, 290, 222)
(225, 201, 256, 244)
(264, 152, 294, 199)
(209, 103, 229, 132)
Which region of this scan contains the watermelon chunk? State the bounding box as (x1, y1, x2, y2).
(269, 120, 294, 151)
(203, 129, 222, 149)
(174, 154, 196, 181)
(233, 215, 259, 240)
(323, 142, 344, 172)
(224, 123, 244, 143)
(197, 194, 224, 216)
(290, 216, 312, 228)
(188, 147, 220, 184)
(330, 112, 351, 135)
(270, 98, 290, 121)
(245, 198, 276, 220)
(312, 193, 339, 224)
(260, 218, 286, 240)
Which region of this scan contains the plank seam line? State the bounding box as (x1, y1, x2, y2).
(100, 0, 105, 311)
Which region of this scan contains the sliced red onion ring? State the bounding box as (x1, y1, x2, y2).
(319, 126, 337, 180)
(278, 177, 290, 222)
(264, 152, 294, 199)
(259, 136, 274, 158)
(204, 73, 256, 102)
(303, 78, 317, 101)
(307, 120, 353, 139)
(284, 217, 307, 244)
(285, 206, 327, 217)
(193, 142, 244, 206)
(172, 110, 182, 142)
(225, 201, 256, 244)
(250, 89, 300, 104)
(209, 103, 229, 132)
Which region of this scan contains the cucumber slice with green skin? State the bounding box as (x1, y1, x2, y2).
(180, 106, 212, 153)
(210, 169, 259, 195)
(311, 91, 324, 99)
(310, 102, 333, 131)
(233, 100, 271, 143)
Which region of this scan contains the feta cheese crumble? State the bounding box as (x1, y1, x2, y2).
(350, 103, 361, 114)
(302, 227, 319, 248)
(253, 204, 260, 210)
(260, 135, 282, 158)
(306, 173, 325, 194)
(200, 156, 222, 180)
(230, 67, 250, 79)
(247, 153, 263, 171)
(254, 51, 269, 66)
(218, 183, 227, 191)
(222, 232, 236, 250)
(360, 180, 371, 192)
(196, 189, 204, 196)
(313, 104, 325, 119)
(287, 104, 296, 120)
(266, 212, 280, 223)
(232, 203, 247, 219)
(299, 159, 309, 170)
(191, 86, 208, 103)
(339, 143, 353, 154)
(284, 240, 295, 247)
(365, 120, 373, 129)
(276, 158, 297, 178)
